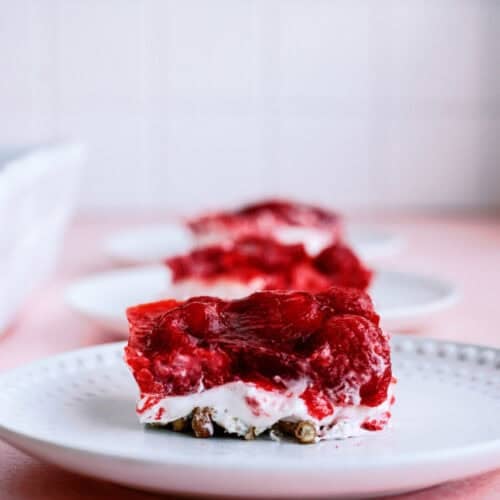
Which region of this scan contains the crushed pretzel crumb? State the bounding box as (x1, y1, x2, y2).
(171, 418, 188, 433)
(191, 407, 214, 438)
(294, 420, 317, 444)
(244, 426, 256, 440)
(277, 420, 297, 436)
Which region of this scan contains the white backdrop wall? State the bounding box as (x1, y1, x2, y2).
(1, 0, 499, 213)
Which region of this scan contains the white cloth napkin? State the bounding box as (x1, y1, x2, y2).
(0, 143, 85, 333)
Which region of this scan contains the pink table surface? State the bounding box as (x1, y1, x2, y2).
(1, 212, 499, 500)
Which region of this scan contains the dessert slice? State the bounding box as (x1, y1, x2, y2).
(165, 236, 372, 300)
(125, 286, 394, 443)
(188, 199, 342, 255)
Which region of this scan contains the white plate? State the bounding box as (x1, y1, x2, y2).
(370, 270, 459, 331)
(0, 337, 499, 498)
(103, 223, 194, 263)
(65, 266, 458, 334)
(103, 223, 402, 264)
(346, 224, 403, 261)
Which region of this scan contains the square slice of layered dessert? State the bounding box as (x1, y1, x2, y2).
(125, 286, 394, 443)
(188, 199, 342, 255)
(165, 236, 372, 301)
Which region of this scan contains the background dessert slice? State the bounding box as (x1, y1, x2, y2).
(188, 199, 342, 255)
(164, 236, 372, 300)
(125, 286, 394, 443)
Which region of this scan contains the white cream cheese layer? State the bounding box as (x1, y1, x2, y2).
(273, 226, 335, 255)
(137, 380, 394, 441)
(193, 225, 336, 256)
(166, 277, 266, 301)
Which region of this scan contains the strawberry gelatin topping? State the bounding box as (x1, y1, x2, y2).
(166, 236, 372, 292)
(125, 286, 391, 421)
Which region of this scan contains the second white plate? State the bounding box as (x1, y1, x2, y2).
(65, 265, 458, 334)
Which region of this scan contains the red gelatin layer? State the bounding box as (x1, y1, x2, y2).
(125, 287, 391, 418)
(166, 236, 372, 291)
